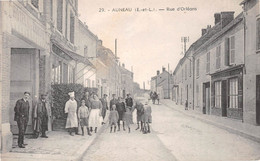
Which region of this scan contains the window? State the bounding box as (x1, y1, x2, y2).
(57, 0, 63, 33)
(31, 0, 39, 9)
(87, 79, 91, 87)
(216, 46, 221, 69)
(206, 52, 210, 73)
(189, 61, 192, 77)
(182, 69, 184, 82)
(68, 66, 74, 83)
(196, 84, 199, 106)
(230, 36, 235, 64)
(51, 62, 61, 84)
(196, 59, 200, 77)
(229, 78, 238, 108)
(185, 64, 187, 80)
(215, 81, 222, 108)
(257, 19, 260, 50)
(92, 80, 95, 87)
(70, 13, 75, 43)
(84, 46, 88, 58)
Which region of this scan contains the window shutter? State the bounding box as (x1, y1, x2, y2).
(238, 76, 243, 109)
(211, 81, 215, 107)
(225, 38, 230, 66)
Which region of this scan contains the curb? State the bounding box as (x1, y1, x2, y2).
(161, 101, 260, 144)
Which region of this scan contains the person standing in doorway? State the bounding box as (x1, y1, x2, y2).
(33, 94, 51, 138)
(14, 92, 30, 148)
(65, 91, 79, 136)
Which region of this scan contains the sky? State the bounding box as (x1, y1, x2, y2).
(78, 0, 243, 89)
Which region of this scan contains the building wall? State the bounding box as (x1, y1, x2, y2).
(194, 16, 244, 116)
(1, 1, 50, 152)
(243, 0, 260, 125)
(74, 21, 97, 87)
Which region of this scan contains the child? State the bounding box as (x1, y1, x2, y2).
(78, 99, 91, 136)
(185, 100, 188, 110)
(142, 101, 152, 134)
(134, 101, 144, 131)
(123, 108, 132, 133)
(109, 105, 119, 133)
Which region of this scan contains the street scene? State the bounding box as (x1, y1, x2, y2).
(1, 0, 260, 161)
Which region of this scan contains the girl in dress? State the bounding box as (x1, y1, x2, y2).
(123, 107, 132, 133)
(109, 105, 119, 133)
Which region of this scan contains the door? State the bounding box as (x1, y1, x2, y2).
(222, 80, 227, 117)
(256, 75, 260, 125)
(186, 85, 189, 106)
(206, 87, 210, 114)
(203, 82, 210, 114)
(10, 48, 38, 134)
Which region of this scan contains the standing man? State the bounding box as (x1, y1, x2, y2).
(65, 91, 79, 136)
(83, 91, 91, 109)
(33, 94, 51, 138)
(125, 94, 134, 123)
(100, 94, 108, 123)
(109, 94, 118, 111)
(14, 92, 30, 148)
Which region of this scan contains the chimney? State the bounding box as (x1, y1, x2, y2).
(122, 63, 125, 68)
(214, 13, 221, 25)
(162, 67, 166, 72)
(201, 29, 207, 36)
(220, 11, 234, 28)
(157, 70, 160, 75)
(98, 40, 103, 45)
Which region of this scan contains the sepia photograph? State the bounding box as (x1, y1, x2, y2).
(0, 0, 260, 160)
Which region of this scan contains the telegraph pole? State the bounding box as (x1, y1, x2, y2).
(181, 36, 189, 54)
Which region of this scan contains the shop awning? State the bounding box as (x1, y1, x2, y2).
(51, 40, 95, 68)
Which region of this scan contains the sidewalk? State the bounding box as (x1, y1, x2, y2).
(161, 99, 260, 144)
(1, 124, 107, 161)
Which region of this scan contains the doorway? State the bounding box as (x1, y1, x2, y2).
(203, 82, 210, 114)
(222, 80, 227, 117)
(256, 75, 260, 125)
(10, 48, 39, 134)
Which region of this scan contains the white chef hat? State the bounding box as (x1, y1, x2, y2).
(68, 91, 75, 97)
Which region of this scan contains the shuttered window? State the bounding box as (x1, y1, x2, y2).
(230, 36, 235, 64)
(216, 46, 221, 69)
(206, 52, 210, 73)
(196, 59, 200, 77)
(257, 19, 260, 50)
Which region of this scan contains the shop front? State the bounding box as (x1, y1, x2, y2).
(211, 65, 243, 120)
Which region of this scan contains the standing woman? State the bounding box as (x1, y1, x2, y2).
(116, 97, 126, 131)
(89, 94, 103, 133)
(65, 91, 79, 136)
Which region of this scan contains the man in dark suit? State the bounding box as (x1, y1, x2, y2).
(14, 92, 30, 148)
(109, 94, 118, 111)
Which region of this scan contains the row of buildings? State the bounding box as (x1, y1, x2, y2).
(169, 0, 260, 127)
(0, 0, 136, 152)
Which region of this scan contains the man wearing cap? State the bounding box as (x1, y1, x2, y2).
(14, 92, 30, 148)
(33, 94, 51, 138)
(65, 91, 79, 136)
(109, 94, 118, 111)
(100, 94, 108, 122)
(125, 94, 134, 123)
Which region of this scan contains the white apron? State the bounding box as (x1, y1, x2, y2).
(65, 99, 78, 128)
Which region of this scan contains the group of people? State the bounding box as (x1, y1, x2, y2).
(14, 91, 152, 148)
(150, 91, 160, 105)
